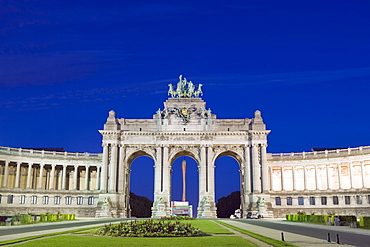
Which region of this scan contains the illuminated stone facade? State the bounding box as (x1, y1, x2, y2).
(1, 77, 370, 218)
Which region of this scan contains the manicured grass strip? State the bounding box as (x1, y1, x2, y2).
(0, 226, 100, 246)
(216, 221, 297, 247)
(179, 219, 232, 234)
(13, 235, 256, 247)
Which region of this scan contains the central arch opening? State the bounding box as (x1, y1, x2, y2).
(171, 155, 199, 218)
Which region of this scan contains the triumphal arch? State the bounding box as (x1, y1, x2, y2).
(99, 75, 271, 218)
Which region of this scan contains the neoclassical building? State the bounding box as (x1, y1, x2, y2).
(1, 76, 370, 218)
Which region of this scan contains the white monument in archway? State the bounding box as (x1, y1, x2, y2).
(99, 75, 271, 218)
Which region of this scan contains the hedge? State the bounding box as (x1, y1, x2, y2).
(359, 217, 370, 227)
(0, 214, 75, 225)
(286, 214, 356, 225)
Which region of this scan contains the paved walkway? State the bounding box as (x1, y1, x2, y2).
(217, 218, 370, 247)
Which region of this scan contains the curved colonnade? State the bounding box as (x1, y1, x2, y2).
(0, 146, 101, 217)
(268, 146, 370, 217)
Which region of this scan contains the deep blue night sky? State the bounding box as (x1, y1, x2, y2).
(1, 1, 370, 208)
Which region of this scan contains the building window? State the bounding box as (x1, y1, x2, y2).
(368, 195, 370, 204)
(43, 196, 49, 205)
(309, 196, 315, 205)
(7, 195, 14, 204)
(65, 196, 72, 205)
(356, 195, 363, 204)
(31, 196, 37, 204)
(298, 197, 304, 205)
(77, 196, 83, 205)
(345, 196, 351, 205)
(287, 197, 293, 205)
(333, 196, 339, 205)
(88, 196, 94, 205)
(321, 196, 327, 205)
(19, 195, 26, 204)
(54, 196, 60, 205)
(0, 194, 2, 203)
(275, 197, 281, 206)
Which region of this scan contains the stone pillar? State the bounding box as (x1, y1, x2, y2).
(15, 162, 21, 188)
(96, 166, 101, 190)
(261, 144, 269, 193)
(85, 166, 90, 191)
(73, 165, 78, 190)
(292, 165, 296, 191)
(62, 165, 67, 190)
(2, 161, 9, 188)
(38, 163, 44, 189)
(26, 163, 32, 189)
(109, 144, 118, 192)
(154, 146, 162, 194)
(199, 145, 207, 195)
(314, 165, 318, 190)
(360, 161, 366, 188)
(337, 163, 343, 189)
(303, 165, 307, 190)
(101, 144, 109, 192)
(162, 145, 170, 208)
(280, 166, 284, 191)
(349, 162, 354, 189)
(207, 146, 216, 217)
(118, 145, 126, 193)
(251, 144, 261, 193)
(50, 164, 55, 190)
(243, 145, 251, 196)
(326, 164, 331, 190)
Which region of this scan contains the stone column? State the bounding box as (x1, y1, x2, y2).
(292, 165, 296, 191)
(349, 162, 354, 189)
(2, 161, 9, 188)
(280, 166, 284, 191)
(101, 144, 109, 192)
(96, 166, 101, 190)
(162, 145, 170, 203)
(360, 161, 366, 188)
(62, 165, 67, 190)
(243, 145, 251, 194)
(85, 165, 90, 191)
(314, 165, 318, 190)
(73, 165, 78, 190)
(50, 164, 55, 190)
(38, 163, 44, 189)
(251, 144, 261, 193)
(261, 144, 269, 193)
(337, 163, 343, 189)
(207, 146, 216, 217)
(118, 145, 126, 193)
(26, 163, 32, 189)
(326, 164, 331, 190)
(15, 162, 21, 188)
(109, 144, 118, 192)
(199, 145, 207, 194)
(303, 165, 307, 190)
(154, 146, 162, 195)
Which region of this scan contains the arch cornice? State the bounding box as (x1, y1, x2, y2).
(125, 145, 156, 165)
(168, 145, 200, 164)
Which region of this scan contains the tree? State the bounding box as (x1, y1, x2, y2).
(216, 191, 240, 218)
(129, 192, 153, 218)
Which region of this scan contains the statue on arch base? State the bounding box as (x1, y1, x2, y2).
(197, 195, 217, 218)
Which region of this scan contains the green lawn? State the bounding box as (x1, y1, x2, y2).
(179, 220, 232, 234)
(14, 235, 256, 247)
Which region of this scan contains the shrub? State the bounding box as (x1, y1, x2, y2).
(94, 220, 207, 237)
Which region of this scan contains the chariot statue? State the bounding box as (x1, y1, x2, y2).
(168, 75, 203, 98)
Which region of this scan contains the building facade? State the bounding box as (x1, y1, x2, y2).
(1, 76, 370, 218)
